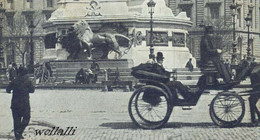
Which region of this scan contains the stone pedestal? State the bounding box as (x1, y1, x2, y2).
(50, 59, 134, 82)
(43, 0, 195, 69)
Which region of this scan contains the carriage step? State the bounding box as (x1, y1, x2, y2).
(182, 107, 192, 110)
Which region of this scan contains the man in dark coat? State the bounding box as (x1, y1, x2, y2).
(9, 63, 18, 81)
(6, 67, 35, 140)
(90, 60, 100, 83)
(200, 26, 231, 83)
(155, 52, 191, 101)
(75, 68, 87, 84)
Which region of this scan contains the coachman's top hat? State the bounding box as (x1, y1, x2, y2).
(156, 52, 164, 60)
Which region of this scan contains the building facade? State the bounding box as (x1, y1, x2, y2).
(168, 0, 260, 63)
(1, 0, 260, 67)
(1, 0, 60, 67)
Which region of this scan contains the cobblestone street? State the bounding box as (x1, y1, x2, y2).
(0, 88, 259, 140)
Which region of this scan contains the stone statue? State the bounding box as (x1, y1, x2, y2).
(60, 20, 131, 60)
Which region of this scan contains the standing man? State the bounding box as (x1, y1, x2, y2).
(90, 60, 100, 83)
(200, 26, 231, 83)
(6, 67, 35, 140)
(9, 63, 18, 81)
(185, 58, 194, 72)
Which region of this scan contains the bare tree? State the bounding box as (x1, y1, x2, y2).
(3, 10, 44, 66)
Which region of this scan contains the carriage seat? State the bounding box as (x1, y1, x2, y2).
(132, 70, 169, 83)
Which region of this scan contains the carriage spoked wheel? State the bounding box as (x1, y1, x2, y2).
(210, 92, 245, 128)
(34, 67, 50, 83)
(128, 85, 172, 129)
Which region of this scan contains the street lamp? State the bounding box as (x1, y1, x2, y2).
(28, 20, 35, 73)
(147, 0, 156, 60)
(245, 13, 251, 59)
(0, 2, 6, 68)
(229, 0, 238, 66)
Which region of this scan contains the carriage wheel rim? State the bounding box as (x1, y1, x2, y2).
(210, 93, 245, 127)
(213, 95, 243, 122)
(133, 88, 168, 123)
(128, 85, 172, 129)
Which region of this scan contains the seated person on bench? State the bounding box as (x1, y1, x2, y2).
(75, 68, 87, 84)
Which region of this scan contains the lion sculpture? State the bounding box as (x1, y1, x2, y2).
(60, 20, 131, 60)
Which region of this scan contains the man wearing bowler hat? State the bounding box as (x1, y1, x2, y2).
(156, 52, 164, 67)
(154, 52, 192, 101)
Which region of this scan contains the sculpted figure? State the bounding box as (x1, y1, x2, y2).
(61, 20, 131, 60)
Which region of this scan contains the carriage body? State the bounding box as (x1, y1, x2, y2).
(128, 63, 249, 129)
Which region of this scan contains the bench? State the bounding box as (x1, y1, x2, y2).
(102, 68, 135, 92)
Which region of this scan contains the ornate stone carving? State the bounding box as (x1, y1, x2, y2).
(172, 32, 185, 47)
(86, 0, 101, 16)
(135, 31, 143, 46)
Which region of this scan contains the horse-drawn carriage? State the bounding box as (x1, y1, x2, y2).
(128, 59, 259, 129)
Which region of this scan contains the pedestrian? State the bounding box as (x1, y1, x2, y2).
(6, 62, 12, 81)
(90, 60, 100, 83)
(185, 58, 194, 72)
(9, 63, 18, 81)
(86, 69, 94, 84)
(6, 67, 35, 140)
(75, 68, 87, 84)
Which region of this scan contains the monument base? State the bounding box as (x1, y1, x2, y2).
(49, 59, 134, 82)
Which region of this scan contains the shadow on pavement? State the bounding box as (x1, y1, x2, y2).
(100, 122, 258, 129)
(100, 122, 138, 129)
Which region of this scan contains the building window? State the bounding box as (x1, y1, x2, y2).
(45, 13, 51, 20)
(47, 0, 53, 8)
(6, 15, 14, 27)
(237, 8, 241, 27)
(27, 0, 33, 8)
(237, 37, 243, 60)
(24, 14, 33, 24)
(210, 6, 220, 19)
(248, 9, 253, 29)
(249, 38, 253, 55)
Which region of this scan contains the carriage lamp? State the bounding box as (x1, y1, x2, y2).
(147, 0, 156, 61)
(245, 13, 252, 59)
(28, 20, 35, 73)
(0, 2, 6, 68)
(229, 0, 238, 66)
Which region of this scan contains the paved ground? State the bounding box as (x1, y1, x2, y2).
(0, 88, 259, 140)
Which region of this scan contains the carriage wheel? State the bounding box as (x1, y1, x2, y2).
(41, 70, 50, 83)
(128, 85, 172, 129)
(210, 92, 245, 128)
(33, 67, 42, 84)
(33, 68, 50, 83)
